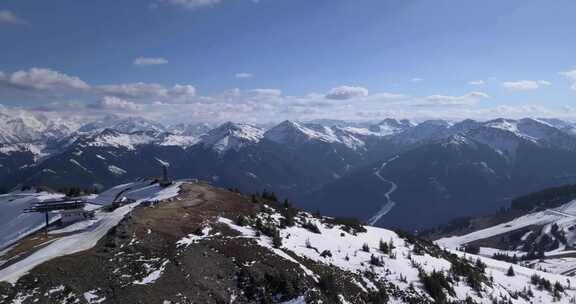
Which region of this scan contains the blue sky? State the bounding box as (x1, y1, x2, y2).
(1, 0, 576, 123)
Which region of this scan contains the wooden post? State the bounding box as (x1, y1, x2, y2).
(44, 210, 49, 238)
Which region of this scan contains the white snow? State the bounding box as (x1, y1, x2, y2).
(218, 207, 576, 303)
(199, 122, 264, 153)
(160, 134, 198, 147)
(264, 120, 370, 150)
(367, 156, 399, 225)
(437, 199, 576, 249)
(176, 227, 215, 248)
(0, 191, 65, 250)
(108, 165, 127, 176)
(279, 296, 306, 304)
(83, 289, 106, 303)
(133, 259, 169, 285)
(85, 131, 159, 150)
(0, 181, 182, 284)
(69, 159, 90, 172)
(48, 219, 99, 235)
(218, 217, 318, 280)
(155, 157, 170, 167)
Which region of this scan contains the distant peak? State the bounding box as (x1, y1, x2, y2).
(200, 122, 263, 153)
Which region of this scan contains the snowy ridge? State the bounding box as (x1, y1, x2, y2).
(78, 115, 166, 134)
(212, 205, 576, 303)
(369, 118, 416, 136)
(79, 129, 197, 150)
(264, 120, 376, 150)
(484, 118, 558, 142)
(466, 126, 525, 159)
(436, 199, 576, 277)
(198, 122, 264, 153)
(264, 120, 341, 145)
(0, 110, 79, 145)
(436, 199, 576, 250)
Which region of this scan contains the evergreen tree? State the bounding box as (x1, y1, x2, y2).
(272, 229, 282, 248)
(379, 239, 389, 254)
(507, 265, 515, 277)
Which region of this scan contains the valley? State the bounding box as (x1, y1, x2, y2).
(2, 113, 576, 230)
(3, 179, 576, 303)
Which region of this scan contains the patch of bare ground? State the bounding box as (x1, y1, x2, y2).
(0, 183, 354, 303)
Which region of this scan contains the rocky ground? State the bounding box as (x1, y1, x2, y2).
(2, 181, 576, 303)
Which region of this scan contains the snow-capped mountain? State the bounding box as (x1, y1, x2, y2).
(369, 118, 416, 136)
(2, 114, 576, 232)
(0, 111, 79, 145)
(198, 122, 264, 153)
(389, 119, 453, 145)
(78, 115, 167, 134)
(466, 118, 576, 160)
(303, 116, 576, 230)
(485, 118, 567, 143)
(166, 122, 212, 137)
(2, 180, 576, 303)
(264, 120, 379, 151)
(264, 120, 339, 146)
(540, 118, 576, 136)
(76, 129, 197, 150)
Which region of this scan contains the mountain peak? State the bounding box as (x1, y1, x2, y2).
(264, 120, 339, 145)
(199, 122, 264, 153)
(369, 118, 415, 135)
(79, 116, 166, 134)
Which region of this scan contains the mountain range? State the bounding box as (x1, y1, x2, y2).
(1, 110, 576, 229)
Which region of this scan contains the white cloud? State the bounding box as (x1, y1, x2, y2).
(325, 86, 369, 100)
(97, 83, 168, 98)
(133, 57, 169, 66)
(96, 82, 196, 103)
(365, 92, 409, 102)
(156, 0, 221, 10)
(0, 10, 26, 25)
(0, 68, 90, 91)
(169, 84, 197, 100)
(468, 80, 485, 85)
(90, 96, 143, 111)
(2, 66, 574, 124)
(410, 78, 423, 83)
(248, 88, 282, 97)
(420, 91, 489, 106)
(235, 73, 254, 79)
(501, 80, 551, 91)
(560, 69, 576, 90)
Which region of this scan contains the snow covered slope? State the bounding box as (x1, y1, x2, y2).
(0, 191, 65, 250)
(198, 122, 264, 153)
(435, 202, 576, 250)
(0, 110, 79, 145)
(264, 120, 377, 150)
(436, 199, 576, 277)
(78, 115, 166, 134)
(78, 129, 197, 150)
(369, 118, 416, 136)
(0, 181, 182, 283)
(2, 182, 576, 303)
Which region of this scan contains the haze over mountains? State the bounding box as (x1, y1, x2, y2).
(1, 109, 576, 229)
